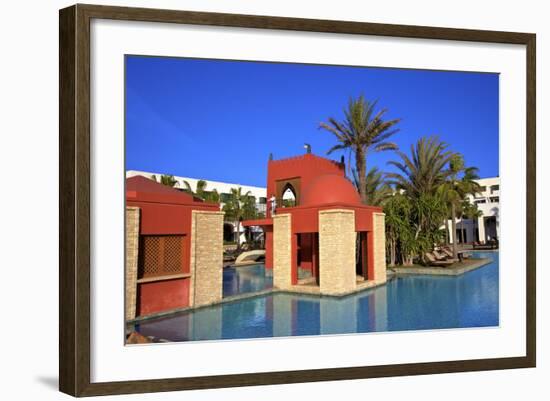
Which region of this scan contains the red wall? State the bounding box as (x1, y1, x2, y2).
(264, 227, 273, 269)
(127, 177, 221, 318)
(137, 278, 190, 316)
(127, 200, 217, 276)
(266, 154, 345, 218)
(298, 233, 314, 271)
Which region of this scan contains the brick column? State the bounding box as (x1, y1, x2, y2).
(190, 210, 224, 307)
(373, 212, 387, 284)
(125, 206, 140, 321)
(273, 213, 292, 290)
(319, 209, 356, 295)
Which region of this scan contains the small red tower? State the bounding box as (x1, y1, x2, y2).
(243, 153, 385, 295)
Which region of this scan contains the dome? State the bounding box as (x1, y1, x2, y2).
(301, 174, 361, 206)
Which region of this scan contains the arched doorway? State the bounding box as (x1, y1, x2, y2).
(223, 223, 235, 243)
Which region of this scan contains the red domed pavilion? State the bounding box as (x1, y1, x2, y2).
(243, 152, 387, 296)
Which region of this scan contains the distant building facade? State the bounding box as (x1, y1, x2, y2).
(447, 177, 500, 244)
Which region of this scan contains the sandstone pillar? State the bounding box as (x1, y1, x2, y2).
(319, 209, 356, 295)
(125, 206, 140, 321)
(273, 213, 292, 290)
(190, 210, 224, 307)
(373, 212, 387, 284)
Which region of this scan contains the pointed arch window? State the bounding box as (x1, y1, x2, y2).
(281, 184, 297, 207)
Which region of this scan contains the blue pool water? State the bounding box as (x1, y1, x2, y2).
(223, 264, 273, 297)
(134, 252, 499, 342)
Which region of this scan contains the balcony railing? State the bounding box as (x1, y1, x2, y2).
(275, 198, 297, 208)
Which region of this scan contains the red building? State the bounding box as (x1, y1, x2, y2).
(126, 176, 221, 317)
(244, 153, 386, 294)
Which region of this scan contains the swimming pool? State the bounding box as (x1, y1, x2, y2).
(223, 264, 273, 297)
(133, 251, 499, 342)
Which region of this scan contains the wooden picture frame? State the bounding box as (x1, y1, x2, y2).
(59, 3, 536, 397)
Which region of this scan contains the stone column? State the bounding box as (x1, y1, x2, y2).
(190, 210, 224, 307)
(125, 207, 140, 321)
(373, 212, 387, 284)
(319, 209, 356, 295)
(273, 213, 292, 290)
(477, 216, 486, 242)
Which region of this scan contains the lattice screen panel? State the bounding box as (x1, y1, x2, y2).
(138, 235, 184, 279)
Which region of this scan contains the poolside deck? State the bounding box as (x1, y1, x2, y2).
(389, 257, 492, 276)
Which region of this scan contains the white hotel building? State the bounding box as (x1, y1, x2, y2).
(447, 177, 500, 245)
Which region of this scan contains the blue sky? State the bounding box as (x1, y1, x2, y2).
(126, 56, 499, 187)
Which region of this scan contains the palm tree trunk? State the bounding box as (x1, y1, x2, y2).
(355, 148, 367, 204)
(451, 202, 458, 260)
(235, 220, 240, 250)
(444, 218, 450, 245)
(390, 237, 396, 266)
(459, 218, 463, 245)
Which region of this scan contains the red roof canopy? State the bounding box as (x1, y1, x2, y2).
(126, 176, 218, 208)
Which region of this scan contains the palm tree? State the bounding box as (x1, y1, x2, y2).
(222, 187, 252, 249)
(351, 167, 392, 206)
(386, 136, 454, 198)
(438, 155, 482, 260)
(151, 174, 178, 187)
(384, 193, 413, 266)
(383, 137, 456, 265)
(386, 137, 454, 246)
(182, 179, 220, 203)
(320, 95, 401, 204)
(183, 179, 206, 195)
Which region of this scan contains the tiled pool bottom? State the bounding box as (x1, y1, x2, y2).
(134, 252, 499, 342)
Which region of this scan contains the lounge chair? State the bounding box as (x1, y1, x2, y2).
(440, 247, 454, 258)
(433, 250, 451, 261)
(425, 252, 454, 267)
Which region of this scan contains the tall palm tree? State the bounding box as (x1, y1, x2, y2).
(222, 187, 252, 249)
(438, 155, 482, 260)
(386, 136, 454, 198)
(320, 95, 401, 204)
(351, 167, 392, 206)
(385, 137, 453, 263)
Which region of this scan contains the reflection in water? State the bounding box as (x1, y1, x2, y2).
(223, 264, 273, 297)
(135, 252, 499, 342)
